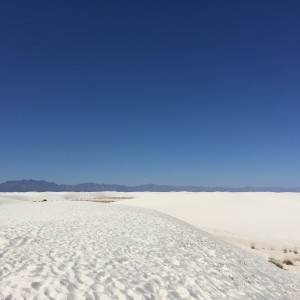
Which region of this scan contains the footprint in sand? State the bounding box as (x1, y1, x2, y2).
(31, 281, 42, 290)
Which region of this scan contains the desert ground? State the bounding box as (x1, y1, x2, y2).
(119, 192, 300, 278)
(0, 192, 299, 299)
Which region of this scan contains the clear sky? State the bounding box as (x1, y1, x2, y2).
(0, 1, 299, 187)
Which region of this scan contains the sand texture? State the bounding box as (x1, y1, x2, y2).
(0, 199, 300, 299)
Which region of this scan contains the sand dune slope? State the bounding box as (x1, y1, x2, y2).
(0, 201, 299, 299)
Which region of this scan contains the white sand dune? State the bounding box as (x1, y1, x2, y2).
(118, 192, 300, 246)
(0, 195, 300, 299)
(119, 192, 300, 279)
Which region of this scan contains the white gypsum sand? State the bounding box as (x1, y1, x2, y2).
(118, 192, 300, 278)
(0, 193, 300, 299)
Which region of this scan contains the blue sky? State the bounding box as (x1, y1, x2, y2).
(0, 1, 299, 187)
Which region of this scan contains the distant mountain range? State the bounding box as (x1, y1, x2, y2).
(0, 179, 299, 192)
